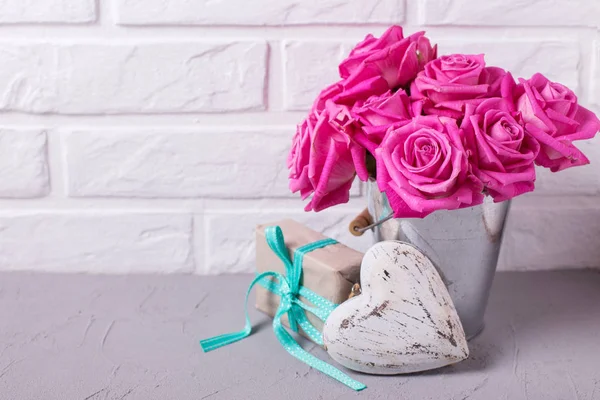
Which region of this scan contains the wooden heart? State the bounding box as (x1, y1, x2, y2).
(323, 241, 469, 375)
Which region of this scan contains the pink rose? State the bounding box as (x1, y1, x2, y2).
(340, 26, 437, 90)
(503, 73, 600, 172)
(339, 25, 405, 78)
(351, 90, 415, 151)
(411, 54, 506, 119)
(309, 79, 390, 182)
(375, 116, 484, 218)
(324, 100, 371, 181)
(311, 77, 389, 114)
(461, 98, 540, 202)
(288, 109, 357, 212)
(288, 118, 312, 199)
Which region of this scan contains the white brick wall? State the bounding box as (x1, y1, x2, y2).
(63, 129, 296, 198)
(115, 0, 406, 26)
(420, 0, 600, 27)
(0, 1, 598, 274)
(0, 129, 49, 198)
(0, 212, 193, 273)
(0, 42, 267, 113)
(0, 0, 96, 24)
(283, 41, 354, 111)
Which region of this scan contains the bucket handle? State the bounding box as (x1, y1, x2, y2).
(349, 208, 394, 236)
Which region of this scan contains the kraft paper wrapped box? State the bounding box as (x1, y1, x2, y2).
(255, 219, 363, 340)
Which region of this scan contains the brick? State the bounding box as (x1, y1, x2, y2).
(438, 40, 579, 92)
(64, 129, 293, 198)
(0, 0, 96, 24)
(421, 0, 600, 27)
(0, 42, 267, 114)
(115, 0, 405, 26)
(501, 198, 600, 270)
(204, 210, 371, 274)
(0, 129, 49, 198)
(193, 214, 205, 275)
(284, 41, 354, 111)
(0, 212, 193, 273)
(592, 42, 600, 107)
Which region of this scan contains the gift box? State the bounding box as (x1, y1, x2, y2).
(255, 219, 363, 340)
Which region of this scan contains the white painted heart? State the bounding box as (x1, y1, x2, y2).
(323, 241, 469, 375)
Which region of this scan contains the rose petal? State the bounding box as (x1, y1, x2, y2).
(525, 122, 589, 172)
(351, 144, 369, 181)
(305, 178, 353, 212)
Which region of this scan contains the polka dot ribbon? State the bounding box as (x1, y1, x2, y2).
(199, 225, 366, 391)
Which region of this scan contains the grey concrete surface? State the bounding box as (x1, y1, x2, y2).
(1, 271, 599, 400)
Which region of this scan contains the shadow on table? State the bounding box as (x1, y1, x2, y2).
(433, 270, 600, 376)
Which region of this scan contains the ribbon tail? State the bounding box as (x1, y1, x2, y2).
(295, 315, 324, 346)
(200, 330, 250, 353)
(291, 300, 330, 345)
(273, 304, 366, 391)
(200, 271, 285, 353)
(288, 306, 323, 345)
(288, 309, 299, 333)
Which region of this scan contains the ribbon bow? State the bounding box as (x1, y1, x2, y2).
(200, 226, 366, 391)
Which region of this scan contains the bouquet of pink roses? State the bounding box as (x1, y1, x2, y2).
(288, 26, 600, 218)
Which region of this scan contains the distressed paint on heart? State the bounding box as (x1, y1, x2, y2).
(323, 241, 469, 375)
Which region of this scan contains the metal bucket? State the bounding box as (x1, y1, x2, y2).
(367, 181, 511, 340)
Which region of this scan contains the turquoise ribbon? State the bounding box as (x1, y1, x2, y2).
(200, 226, 366, 391)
